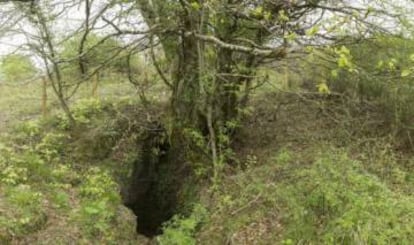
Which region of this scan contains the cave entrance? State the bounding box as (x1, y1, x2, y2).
(120, 123, 178, 237)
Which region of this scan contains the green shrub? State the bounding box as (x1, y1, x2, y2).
(36, 132, 68, 162)
(78, 167, 119, 201)
(0, 164, 28, 185)
(158, 204, 208, 245)
(50, 164, 80, 185)
(72, 167, 125, 241)
(0, 146, 56, 185)
(55, 98, 104, 129)
(204, 148, 414, 244)
(72, 98, 103, 123)
(276, 150, 414, 244)
(329, 36, 414, 146)
(12, 120, 42, 146)
(50, 190, 70, 209)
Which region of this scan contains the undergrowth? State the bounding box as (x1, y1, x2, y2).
(0, 98, 142, 244)
(197, 147, 414, 244)
(0, 72, 413, 244)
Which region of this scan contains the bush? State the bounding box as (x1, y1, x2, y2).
(71, 167, 132, 242)
(36, 132, 68, 162)
(202, 148, 414, 244)
(277, 149, 414, 244)
(158, 204, 208, 245)
(329, 36, 414, 148)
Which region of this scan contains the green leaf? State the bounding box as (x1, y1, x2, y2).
(264, 11, 272, 21)
(190, 2, 201, 10)
(338, 55, 349, 68)
(251, 6, 264, 18)
(305, 46, 314, 53)
(84, 206, 100, 214)
(339, 46, 350, 56)
(306, 26, 319, 36)
(284, 32, 297, 41)
(331, 69, 339, 78)
(317, 82, 330, 94)
(401, 69, 411, 77)
(376, 60, 384, 69)
(278, 10, 289, 22)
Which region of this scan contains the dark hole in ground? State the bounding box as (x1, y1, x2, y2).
(120, 123, 177, 237)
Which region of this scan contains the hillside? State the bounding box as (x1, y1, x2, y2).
(0, 79, 413, 244)
(1, 1, 414, 244)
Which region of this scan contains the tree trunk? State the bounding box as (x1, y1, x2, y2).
(124, 1, 259, 235)
(171, 33, 200, 128)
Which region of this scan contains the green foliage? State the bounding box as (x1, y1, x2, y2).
(50, 164, 80, 186)
(305, 35, 414, 148)
(0, 54, 37, 83)
(0, 111, 137, 243)
(13, 120, 42, 143)
(334, 46, 355, 71)
(56, 98, 103, 129)
(0, 185, 47, 241)
(60, 33, 126, 79)
(202, 147, 414, 244)
(271, 148, 292, 166)
(0, 143, 50, 185)
(158, 204, 208, 245)
(72, 167, 124, 240)
(79, 167, 119, 201)
(36, 132, 68, 162)
(0, 131, 134, 242)
(50, 190, 70, 209)
(277, 150, 414, 244)
(72, 98, 104, 123)
(0, 163, 28, 185)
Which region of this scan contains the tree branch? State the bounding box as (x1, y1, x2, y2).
(187, 32, 287, 58)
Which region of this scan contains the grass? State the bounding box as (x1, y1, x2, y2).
(197, 147, 414, 244)
(0, 76, 146, 131)
(192, 85, 413, 243)
(0, 82, 43, 129)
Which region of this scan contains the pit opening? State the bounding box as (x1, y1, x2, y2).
(120, 123, 178, 237)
